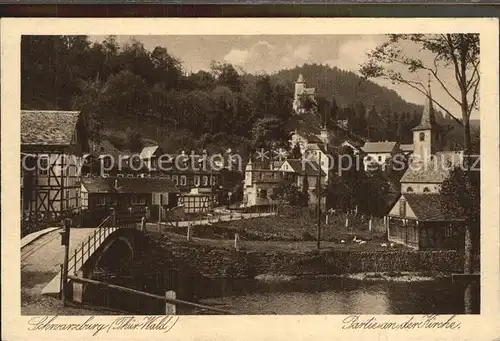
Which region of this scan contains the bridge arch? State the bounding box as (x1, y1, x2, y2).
(94, 235, 135, 270)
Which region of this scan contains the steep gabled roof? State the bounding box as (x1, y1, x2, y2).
(21, 110, 80, 146)
(400, 152, 463, 184)
(81, 178, 116, 193)
(140, 146, 160, 160)
(403, 193, 464, 222)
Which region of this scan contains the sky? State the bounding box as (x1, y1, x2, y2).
(90, 35, 479, 120)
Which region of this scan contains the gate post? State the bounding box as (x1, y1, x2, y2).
(165, 290, 176, 315)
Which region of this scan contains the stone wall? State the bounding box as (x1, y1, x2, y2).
(149, 235, 465, 279)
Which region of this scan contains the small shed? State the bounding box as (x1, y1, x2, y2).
(386, 193, 465, 250)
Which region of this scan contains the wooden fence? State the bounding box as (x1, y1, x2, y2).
(67, 275, 237, 315)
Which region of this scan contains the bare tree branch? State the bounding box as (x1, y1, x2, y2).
(445, 34, 464, 89)
(468, 80, 480, 116)
(387, 74, 463, 126)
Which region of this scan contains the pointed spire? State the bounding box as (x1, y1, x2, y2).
(412, 74, 437, 131)
(296, 74, 305, 83)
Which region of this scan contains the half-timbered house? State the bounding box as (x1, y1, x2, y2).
(21, 110, 89, 223)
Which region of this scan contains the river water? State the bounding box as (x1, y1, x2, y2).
(182, 277, 480, 315)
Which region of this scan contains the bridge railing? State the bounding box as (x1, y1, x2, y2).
(66, 215, 139, 277)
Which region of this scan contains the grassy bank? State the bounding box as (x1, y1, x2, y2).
(163, 210, 394, 251)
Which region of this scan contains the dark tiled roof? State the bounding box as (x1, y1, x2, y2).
(81, 177, 179, 194)
(81, 178, 116, 193)
(21, 110, 80, 146)
(362, 141, 398, 154)
(400, 152, 463, 184)
(404, 193, 464, 222)
(115, 178, 179, 193)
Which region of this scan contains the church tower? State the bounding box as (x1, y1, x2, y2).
(293, 74, 306, 113)
(412, 77, 440, 160)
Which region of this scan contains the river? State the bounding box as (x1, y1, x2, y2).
(177, 276, 480, 315)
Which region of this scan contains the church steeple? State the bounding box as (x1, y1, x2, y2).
(412, 74, 438, 131)
(412, 75, 441, 158)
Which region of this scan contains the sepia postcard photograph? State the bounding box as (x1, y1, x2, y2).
(2, 17, 499, 341)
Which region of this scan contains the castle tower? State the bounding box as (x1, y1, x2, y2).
(293, 74, 306, 113)
(244, 159, 253, 187)
(320, 124, 331, 146)
(412, 76, 440, 160)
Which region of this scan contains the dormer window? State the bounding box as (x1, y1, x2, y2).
(406, 187, 414, 193)
(419, 132, 425, 141)
(423, 187, 430, 193)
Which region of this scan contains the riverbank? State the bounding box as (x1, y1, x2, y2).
(252, 271, 451, 283)
(147, 231, 464, 281)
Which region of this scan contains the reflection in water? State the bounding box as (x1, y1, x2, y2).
(187, 277, 480, 315)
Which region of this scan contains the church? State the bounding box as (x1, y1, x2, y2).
(385, 80, 465, 250)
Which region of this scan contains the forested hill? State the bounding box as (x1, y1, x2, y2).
(21, 35, 466, 154)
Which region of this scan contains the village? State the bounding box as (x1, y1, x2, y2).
(20, 34, 481, 316)
(21, 74, 476, 251)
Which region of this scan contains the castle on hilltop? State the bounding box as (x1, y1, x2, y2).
(293, 74, 317, 114)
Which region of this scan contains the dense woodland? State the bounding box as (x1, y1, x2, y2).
(21, 35, 476, 156)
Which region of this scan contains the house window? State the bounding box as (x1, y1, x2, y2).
(423, 187, 430, 193)
(202, 176, 208, 186)
(399, 198, 406, 217)
(132, 195, 146, 205)
(103, 157, 112, 169)
(420, 132, 425, 141)
(180, 175, 187, 186)
(172, 175, 178, 185)
(211, 175, 216, 185)
(406, 187, 414, 193)
(194, 175, 200, 187)
(259, 189, 268, 199)
(39, 156, 49, 176)
(97, 195, 106, 206)
(378, 155, 382, 162)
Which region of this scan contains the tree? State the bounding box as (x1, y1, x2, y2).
(211, 61, 242, 93)
(125, 128, 144, 152)
(440, 166, 480, 271)
(329, 96, 339, 123)
(301, 173, 310, 207)
(361, 34, 480, 274)
(360, 34, 479, 163)
(441, 167, 480, 228)
(251, 116, 287, 150)
(271, 181, 307, 207)
(290, 144, 302, 159)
